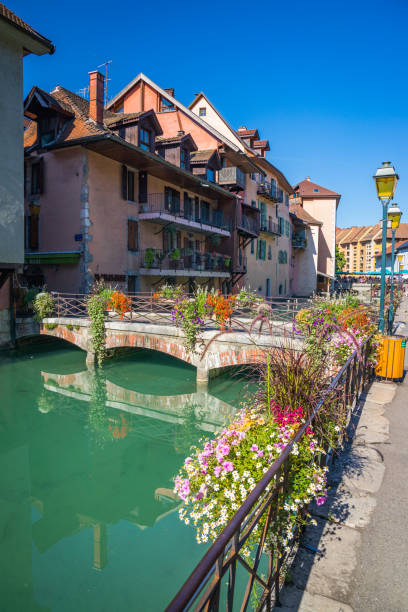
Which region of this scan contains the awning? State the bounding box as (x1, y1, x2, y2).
(317, 270, 335, 280)
(25, 251, 81, 264)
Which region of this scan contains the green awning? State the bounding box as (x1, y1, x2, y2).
(25, 251, 81, 264)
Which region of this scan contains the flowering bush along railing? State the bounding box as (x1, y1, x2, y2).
(167, 333, 375, 611)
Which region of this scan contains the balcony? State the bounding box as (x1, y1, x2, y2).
(138, 249, 231, 277)
(257, 181, 284, 202)
(237, 213, 259, 238)
(260, 218, 281, 236)
(138, 193, 231, 236)
(218, 166, 246, 192)
(292, 232, 307, 249)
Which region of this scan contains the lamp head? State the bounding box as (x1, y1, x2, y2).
(387, 203, 402, 229)
(373, 161, 399, 200)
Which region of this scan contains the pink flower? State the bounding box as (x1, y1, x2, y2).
(214, 466, 222, 477)
(257, 450, 264, 457)
(316, 495, 327, 506)
(250, 444, 259, 451)
(222, 461, 234, 472)
(195, 491, 204, 500)
(184, 457, 192, 465)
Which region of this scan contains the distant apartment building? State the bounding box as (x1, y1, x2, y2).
(0, 3, 53, 343)
(290, 178, 340, 292)
(337, 223, 408, 273)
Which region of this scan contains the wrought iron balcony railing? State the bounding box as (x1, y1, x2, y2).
(139, 193, 232, 233)
(237, 213, 259, 237)
(260, 219, 281, 235)
(139, 249, 232, 274)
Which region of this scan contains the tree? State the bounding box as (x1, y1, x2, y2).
(335, 246, 346, 273)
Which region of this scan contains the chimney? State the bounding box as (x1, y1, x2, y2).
(305, 176, 311, 181)
(164, 87, 174, 97)
(89, 71, 104, 125)
(177, 130, 185, 137)
(238, 126, 247, 132)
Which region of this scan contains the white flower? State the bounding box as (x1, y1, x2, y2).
(256, 462, 262, 469)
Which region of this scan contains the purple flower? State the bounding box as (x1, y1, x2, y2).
(257, 450, 264, 457)
(250, 444, 259, 452)
(222, 461, 234, 472)
(316, 495, 327, 506)
(214, 466, 222, 477)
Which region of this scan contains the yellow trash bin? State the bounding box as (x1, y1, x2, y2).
(376, 336, 406, 380)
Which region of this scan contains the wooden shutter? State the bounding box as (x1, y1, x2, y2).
(127, 220, 138, 251)
(128, 171, 135, 202)
(30, 214, 39, 249)
(139, 171, 147, 203)
(38, 158, 44, 194)
(121, 165, 128, 200)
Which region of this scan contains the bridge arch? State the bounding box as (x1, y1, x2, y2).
(40, 325, 89, 352)
(104, 330, 196, 367)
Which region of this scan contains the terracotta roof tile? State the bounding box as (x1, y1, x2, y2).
(0, 2, 54, 53)
(294, 178, 340, 198)
(290, 203, 322, 225)
(253, 139, 269, 148)
(236, 128, 259, 138)
(190, 149, 217, 163)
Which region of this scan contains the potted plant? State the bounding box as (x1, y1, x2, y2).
(144, 248, 155, 269)
(224, 256, 231, 269)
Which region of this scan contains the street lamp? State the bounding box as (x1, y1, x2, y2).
(373, 161, 399, 333)
(397, 254, 403, 287)
(387, 203, 402, 332)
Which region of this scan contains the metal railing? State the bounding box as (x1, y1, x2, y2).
(256, 181, 284, 203)
(238, 214, 260, 236)
(139, 193, 232, 233)
(139, 250, 231, 273)
(165, 337, 373, 611)
(260, 218, 281, 235)
(48, 292, 309, 331)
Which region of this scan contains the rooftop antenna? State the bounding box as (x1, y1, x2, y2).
(77, 86, 89, 99)
(97, 60, 112, 106)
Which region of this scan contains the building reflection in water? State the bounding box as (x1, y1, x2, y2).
(31, 368, 237, 570)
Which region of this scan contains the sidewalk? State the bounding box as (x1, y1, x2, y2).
(274, 297, 408, 611)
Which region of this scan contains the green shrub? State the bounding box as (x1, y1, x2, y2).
(44, 322, 58, 330)
(87, 295, 106, 366)
(33, 292, 55, 321)
(66, 324, 73, 330)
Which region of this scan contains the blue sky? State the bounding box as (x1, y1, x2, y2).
(20, 0, 408, 227)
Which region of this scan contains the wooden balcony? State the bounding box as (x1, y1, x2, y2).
(218, 166, 246, 192)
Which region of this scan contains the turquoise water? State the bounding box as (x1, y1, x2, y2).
(0, 342, 250, 611)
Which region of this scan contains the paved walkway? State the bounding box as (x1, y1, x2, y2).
(275, 296, 408, 612)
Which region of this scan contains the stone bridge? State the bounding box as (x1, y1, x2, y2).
(41, 317, 302, 386)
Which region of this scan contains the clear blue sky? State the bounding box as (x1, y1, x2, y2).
(19, 0, 408, 228)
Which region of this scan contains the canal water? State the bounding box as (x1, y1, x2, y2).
(0, 341, 251, 611)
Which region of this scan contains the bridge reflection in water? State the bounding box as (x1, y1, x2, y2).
(37, 368, 237, 571)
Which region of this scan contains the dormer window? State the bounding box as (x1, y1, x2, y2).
(199, 107, 206, 117)
(139, 128, 151, 151)
(160, 97, 175, 112)
(39, 117, 57, 146)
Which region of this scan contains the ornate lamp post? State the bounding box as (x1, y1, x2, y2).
(387, 203, 402, 331)
(373, 161, 399, 333)
(397, 254, 403, 287)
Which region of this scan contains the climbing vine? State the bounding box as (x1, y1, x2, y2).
(87, 295, 106, 366)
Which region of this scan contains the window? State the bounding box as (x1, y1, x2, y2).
(256, 239, 266, 260)
(164, 187, 180, 213)
(268, 245, 272, 260)
(206, 168, 215, 182)
(161, 97, 175, 112)
(199, 107, 206, 117)
(180, 149, 188, 169)
(25, 214, 39, 250)
(285, 220, 290, 237)
(39, 117, 55, 146)
(278, 217, 285, 235)
(284, 193, 289, 207)
(31, 159, 44, 195)
(127, 219, 139, 251)
(121, 165, 135, 201)
(139, 128, 151, 151)
(250, 173, 257, 182)
(313, 188, 319, 193)
(201, 200, 210, 222)
(251, 200, 257, 208)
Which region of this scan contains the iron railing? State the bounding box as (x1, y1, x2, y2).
(139, 250, 231, 273)
(139, 193, 232, 233)
(238, 214, 259, 236)
(256, 181, 283, 203)
(260, 218, 281, 235)
(165, 337, 373, 611)
(48, 292, 309, 331)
